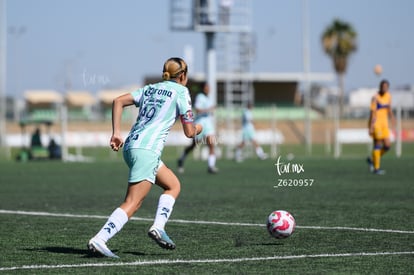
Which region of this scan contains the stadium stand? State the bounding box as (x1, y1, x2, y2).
(97, 89, 136, 121)
(24, 90, 63, 121)
(65, 90, 96, 121)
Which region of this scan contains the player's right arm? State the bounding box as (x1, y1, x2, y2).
(368, 96, 377, 136)
(180, 110, 202, 138)
(179, 90, 202, 138)
(110, 93, 135, 151)
(182, 121, 203, 138)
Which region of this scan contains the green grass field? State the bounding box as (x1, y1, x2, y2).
(0, 144, 413, 274)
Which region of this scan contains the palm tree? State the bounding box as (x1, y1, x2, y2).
(322, 19, 357, 116)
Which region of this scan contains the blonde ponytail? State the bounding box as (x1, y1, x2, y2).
(162, 57, 188, 80)
(162, 71, 171, 80)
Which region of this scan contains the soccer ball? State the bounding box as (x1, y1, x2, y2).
(267, 210, 296, 239)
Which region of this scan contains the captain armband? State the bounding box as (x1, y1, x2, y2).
(180, 110, 194, 124)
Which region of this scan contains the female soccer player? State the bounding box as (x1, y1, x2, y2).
(235, 102, 268, 162)
(367, 79, 395, 175)
(88, 57, 202, 258)
(177, 82, 219, 174)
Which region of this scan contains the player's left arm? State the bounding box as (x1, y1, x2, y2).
(388, 99, 396, 130)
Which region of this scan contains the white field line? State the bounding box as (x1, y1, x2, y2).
(1, 209, 414, 234)
(0, 251, 413, 271)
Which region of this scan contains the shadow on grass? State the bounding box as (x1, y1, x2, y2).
(25, 246, 164, 258)
(234, 237, 284, 247)
(25, 246, 90, 255)
(25, 246, 109, 258)
(256, 242, 285, 246)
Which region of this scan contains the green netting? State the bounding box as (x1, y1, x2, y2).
(68, 109, 91, 120)
(29, 109, 58, 121)
(215, 106, 321, 120)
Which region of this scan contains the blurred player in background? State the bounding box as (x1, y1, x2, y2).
(30, 127, 42, 148)
(88, 57, 202, 258)
(367, 79, 395, 175)
(177, 82, 219, 174)
(235, 102, 268, 162)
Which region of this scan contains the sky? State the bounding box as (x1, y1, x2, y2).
(5, 0, 414, 98)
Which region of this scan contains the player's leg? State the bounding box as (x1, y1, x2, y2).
(235, 141, 245, 162)
(148, 163, 180, 249)
(95, 182, 152, 243)
(368, 125, 387, 174)
(119, 149, 158, 216)
(154, 163, 181, 220)
(236, 127, 249, 162)
(374, 126, 390, 174)
(206, 135, 218, 173)
(198, 118, 218, 173)
(251, 139, 267, 160)
(177, 139, 197, 172)
(372, 139, 385, 174)
(88, 149, 158, 257)
(120, 181, 153, 217)
(89, 180, 152, 258)
(381, 136, 391, 156)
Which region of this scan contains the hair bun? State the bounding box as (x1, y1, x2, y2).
(162, 72, 170, 80)
(162, 57, 187, 80)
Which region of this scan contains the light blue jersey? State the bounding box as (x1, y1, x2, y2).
(242, 108, 253, 127)
(194, 93, 214, 120)
(242, 108, 255, 141)
(123, 81, 193, 156)
(194, 93, 215, 138)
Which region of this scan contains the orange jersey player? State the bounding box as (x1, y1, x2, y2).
(367, 79, 395, 175)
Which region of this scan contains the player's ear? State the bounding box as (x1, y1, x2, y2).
(180, 72, 188, 84)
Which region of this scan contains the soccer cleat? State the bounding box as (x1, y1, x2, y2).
(148, 226, 176, 250)
(259, 153, 268, 160)
(88, 237, 119, 258)
(373, 169, 386, 175)
(366, 157, 374, 172)
(235, 154, 243, 163)
(235, 157, 243, 163)
(235, 150, 243, 163)
(207, 166, 219, 174)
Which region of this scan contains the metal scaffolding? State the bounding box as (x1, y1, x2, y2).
(170, 0, 253, 158)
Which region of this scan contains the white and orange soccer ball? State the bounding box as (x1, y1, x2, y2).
(267, 210, 296, 239)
